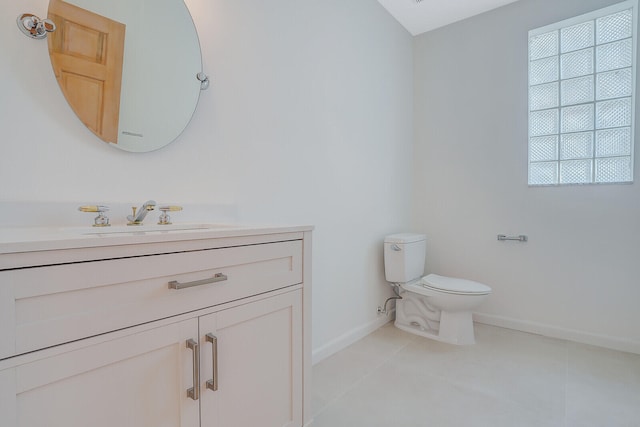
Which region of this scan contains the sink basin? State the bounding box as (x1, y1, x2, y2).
(68, 223, 237, 235)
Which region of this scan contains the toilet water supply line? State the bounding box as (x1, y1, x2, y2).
(378, 284, 402, 316)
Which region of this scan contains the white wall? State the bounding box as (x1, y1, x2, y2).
(413, 0, 640, 352)
(0, 0, 413, 358)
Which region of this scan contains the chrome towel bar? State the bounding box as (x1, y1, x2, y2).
(497, 234, 528, 242)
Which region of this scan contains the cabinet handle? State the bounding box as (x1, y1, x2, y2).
(206, 333, 218, 391)
(186, 339, 200, 400)
(168, 273, 228, 290)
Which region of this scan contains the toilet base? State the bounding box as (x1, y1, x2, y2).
(395, 295, 477, 345)
(439, 310, 476, 345)
(394, 315, 476, 345)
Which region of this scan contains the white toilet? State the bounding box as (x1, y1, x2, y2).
(384, 233, 491, 345)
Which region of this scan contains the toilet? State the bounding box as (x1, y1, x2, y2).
(384, 233, 491, 345)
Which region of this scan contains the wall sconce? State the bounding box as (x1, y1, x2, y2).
(17, 13, 56, 39)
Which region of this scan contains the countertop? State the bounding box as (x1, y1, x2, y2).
(0, 223, 313, 255)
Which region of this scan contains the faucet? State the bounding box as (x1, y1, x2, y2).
(127, 200, 156, 225)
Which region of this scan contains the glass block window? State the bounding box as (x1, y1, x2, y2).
(528, 1, 637, 185)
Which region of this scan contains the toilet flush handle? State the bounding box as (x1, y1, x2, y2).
(391, 244, 402, 251)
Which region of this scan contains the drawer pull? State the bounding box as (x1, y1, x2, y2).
(168, 273, 228, 290)
(206, 333, 219, 391)
(186, 339, 200, 400)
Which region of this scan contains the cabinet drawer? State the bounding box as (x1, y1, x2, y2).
(0, 240, 302, 359)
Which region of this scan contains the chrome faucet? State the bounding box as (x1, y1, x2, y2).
(127, 200, 156, 225)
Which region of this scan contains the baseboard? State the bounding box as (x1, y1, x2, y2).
(312, 313, 394, 365)
(474, 312, 640, 355)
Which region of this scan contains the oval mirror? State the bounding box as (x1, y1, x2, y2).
(47, 0, 204, 152)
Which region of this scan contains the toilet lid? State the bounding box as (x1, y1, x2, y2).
(421, 274, 491, 295)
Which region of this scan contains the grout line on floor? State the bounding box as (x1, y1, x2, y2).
(563, 340, 569, 427)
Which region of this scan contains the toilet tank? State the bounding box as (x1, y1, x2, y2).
(384, 233, 427, 283)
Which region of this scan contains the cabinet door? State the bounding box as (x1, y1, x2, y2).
(0, 319, 200, 427)
(200, 290, 303, 427)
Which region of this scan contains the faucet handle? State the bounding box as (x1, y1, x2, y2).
(158, 205, 183, 225)
(78, 205, 110, 227)
(127, 206, 138, 225)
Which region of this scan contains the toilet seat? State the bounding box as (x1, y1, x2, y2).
(420, 274, 491, 295)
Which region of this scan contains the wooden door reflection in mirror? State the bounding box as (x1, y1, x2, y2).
(48, 0, 125, 144)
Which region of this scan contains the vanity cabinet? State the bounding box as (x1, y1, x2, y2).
(1, 317, 201, 427)
(0, 227, 312, 427)
(199, 290, 302, 427)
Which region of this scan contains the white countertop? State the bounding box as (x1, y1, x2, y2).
(0, 223, 313, 255)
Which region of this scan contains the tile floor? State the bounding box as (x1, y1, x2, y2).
(311, 322, 640, 427)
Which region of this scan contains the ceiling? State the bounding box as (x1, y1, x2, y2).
(377, 0, 520, 35)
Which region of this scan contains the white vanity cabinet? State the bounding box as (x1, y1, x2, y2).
(0, 227, 312, 427)
(199, 289, 302, 427)
(0, 317, 202, 427)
